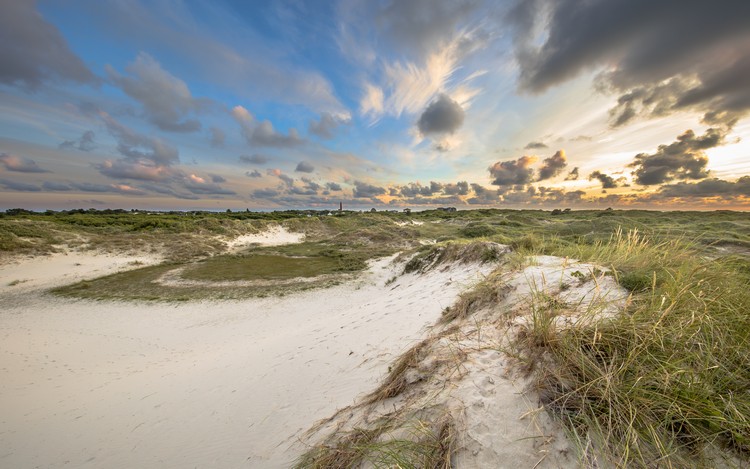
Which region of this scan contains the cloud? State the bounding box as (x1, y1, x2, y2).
(251, 188, 281, 199)
(97, 160, 176, 182)
(467, 183, 500, 204)
(183, 173, 235, 195)
(524, 141, 548, 149)
(488, 156, 537, 186)
(0, 0, 96, 88)
(628, 128, 723, 185)
(101, 113, 179, 166)
(268, 171, 294, 187)
(359, 83, 385, 119)
(510, 0, 750, 125)
(0, 153, 49, 173)
(59, 130, 96, 152)
(231, 105, 304, 147)
(443, 181, 470, 195)
(70, 182, 146, 195)
(537, 150, 567, 181)
(295, 161, 315, 173)
(375, 0, 482, 57)
(209, 127, 225, 148)
(397, 181, 445, 198)
(565, 167, 580, 181)
(417, 93, 465, 136)
(97, 112, 181, 181)
(589, 171, 620, 189)
(309, 112, 351, 139)
(42, 181, 72, 191)
(239, 154, 269, 165)
(0, 178, 41, 192)
(209, 174, 226, 183)
(107, 52, 208, 133)
(353, 181, 386, 198)
(253, 121, 304, 147)
(325, 182, 342, 191)
(656, 176, 750, 198)
(570, 135, 592, 142)
(246, 170, 262, 178)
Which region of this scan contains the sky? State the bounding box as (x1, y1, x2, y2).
(1, 0, 749, 211)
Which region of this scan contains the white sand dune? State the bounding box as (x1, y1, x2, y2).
(0, 245, 493, 468)
(224, 225, 305, 252)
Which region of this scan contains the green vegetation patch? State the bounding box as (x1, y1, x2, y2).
(52, 241, 384, 301)
(183, 242, 370, 281)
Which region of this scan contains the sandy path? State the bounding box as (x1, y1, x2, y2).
(0, 253, 492, 468)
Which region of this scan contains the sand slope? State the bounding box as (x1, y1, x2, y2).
(0, 248, 493, 468)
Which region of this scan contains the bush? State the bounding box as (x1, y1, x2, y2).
(459, 223, 495, 238)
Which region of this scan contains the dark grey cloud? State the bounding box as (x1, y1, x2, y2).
(656, 176, 750, 198)
(295, 161, 315, 173)
(417, 94, 465, 136)
(325, 182, 342, 191)
(97, 113, 181, 181)
(232, 106, 305, 148)
(300, 177, 321, 192)
(397, 181, 445, 198)
(0, 178, 41, 192)
(137, 183, 198, 200)
(0, 153, 49, 173)
(0, 0, 96, 88)
(240, 154, 269, 165)
(278, 174, 295, 187)
(565, 167, 580, 181)
(628, 128, 723, 185)
(183, 175, 235, 195)
(59, 130, 96, 152)
(251, 188, 280, 199)
(589, 171, 620, 189)
(467, 183, 500, 204)
(253, 121, 304, 147)
(376, 0, 483, 57)
(70, 182, 146, 195)
(524, 141, 548, 150)
(210, 174, 226, 183)
(443, 181, 470, 196)
(101, 113, 179, 166)
(353, 181, 386, 198)
(537, 150, 567, 181)
(209, 127, 225, 148)
(309, 112, 350, 139)
(246, 170, 262, 178)
(42, 181, 72, 191)
(488, 156, 536, 186)
(107, 53, 209, 133)
(510, 0, 750, 125)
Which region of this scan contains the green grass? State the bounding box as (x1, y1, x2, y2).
(515, 228, 750, 467)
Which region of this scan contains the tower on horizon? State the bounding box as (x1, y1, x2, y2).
(339, 202, 343, 211)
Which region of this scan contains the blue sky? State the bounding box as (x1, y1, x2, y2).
(1, 0, 749, 210)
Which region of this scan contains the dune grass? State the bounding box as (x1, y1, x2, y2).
(516, 228, 750, 467)
(295, 410, 456, 469)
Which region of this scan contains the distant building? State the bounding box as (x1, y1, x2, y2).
(370, 208, 377, 212)
(403, 208, 411, 214)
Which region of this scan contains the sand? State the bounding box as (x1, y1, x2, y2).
(301, 253, 628, 468)
(0, 232, 494, 468)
